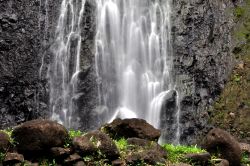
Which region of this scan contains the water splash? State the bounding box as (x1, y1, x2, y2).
(49, 0, 86, 128)
(95, 0, 176, 142)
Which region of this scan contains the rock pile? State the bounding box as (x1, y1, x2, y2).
(0, 119, 166, 166)
(0, 119, 249, 166)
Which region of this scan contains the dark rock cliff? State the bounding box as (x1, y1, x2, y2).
(172, 0, 237, 144)
(0, 0, 98, 130)
(0, 0, 240, 144)
(0, 0, 60, 128)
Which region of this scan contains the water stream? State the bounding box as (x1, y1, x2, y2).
(49, 0, 86, 128)
(95, 0, 176, 136)
(49, 0, 181, 143)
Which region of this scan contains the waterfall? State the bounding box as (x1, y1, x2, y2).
(95, 0, 175, 140)
(49, 0, 86, 128)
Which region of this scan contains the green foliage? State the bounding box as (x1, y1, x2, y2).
(241, 152, 250, 165)
(162, 144, 206, 163)
(234, 7, 245, 18)
(0, 152, 5, 163)
(114, 138, 128, 151)
(233, 73, 242, 82)
(39, 159, 56, 166)
(64, 129, 84, 147)
(68, 129, 84, 139)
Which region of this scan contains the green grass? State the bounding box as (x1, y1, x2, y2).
(162, 144, 206, 163)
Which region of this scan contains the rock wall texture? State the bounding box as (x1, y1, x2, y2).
(172, 0, 238, 144)
(0, 0, 60, 128)
(0, 0, 241, 144)
(0, 0, 98, 130)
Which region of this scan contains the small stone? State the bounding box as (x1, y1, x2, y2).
(229, 112, 235, 119)
(64, 153, 82, 165)
(215, 159, 229, 166)
(112, 159, 125, 166)
(239, 143, 250, 156)
(50, 147, 72, 158)
(184, 152, 211, 165)
(3, 152, 24, 165)
(74, 161, 86, 166)
(127, 138, 167, 157)
(0, 131, 10, 151)
(238, 63, 244, 69)
(73, 130, 119, 160)
(170, 163, 192, 166)
(125, 149, 166, 165)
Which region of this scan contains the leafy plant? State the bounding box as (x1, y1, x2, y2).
(64, 129, 84, 147)
(68, 129, 84, 139)
(162, 144, 206, 163)
(0, 152, 5, 163)
(241, 152, 250, 165)
(114, 138, 128, 151)
(39, 159, 57, 166)
(233, 74, 242, 82)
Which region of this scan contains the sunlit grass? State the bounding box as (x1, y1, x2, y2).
(162, 144, 206, 163)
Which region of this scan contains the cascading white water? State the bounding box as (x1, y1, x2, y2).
(49, 0, 86, 127)
(95, 0, 175, 134)
(39, 0, 49, 79)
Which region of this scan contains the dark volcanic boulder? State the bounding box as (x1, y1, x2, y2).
(12, 119, 68, 152)
(73, 130, 119, 160)
(203, 128, 241, 166)
(0, 131, 10, 152)
(64, 153, 83, 165)
(102, 118, 161, 141)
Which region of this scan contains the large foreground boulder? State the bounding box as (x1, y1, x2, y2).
(12, 119, 68, 152)
(0, 131, 10, 152)
(203, 128, 241, 166)
(73, 130, 119, 160)
(102, 118, 161, 141)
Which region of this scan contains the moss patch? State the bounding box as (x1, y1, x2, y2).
(209, 0, 250, 142)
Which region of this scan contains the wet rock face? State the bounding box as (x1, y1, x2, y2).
(0, 0, 61, 129)
(72, 0, 99, 131)
(172, 0, 235, 144)
(0, 0, 240, 145)
(0, 0, 98, 130)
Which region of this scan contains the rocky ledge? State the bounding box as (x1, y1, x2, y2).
(0, 119, 249, 166)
